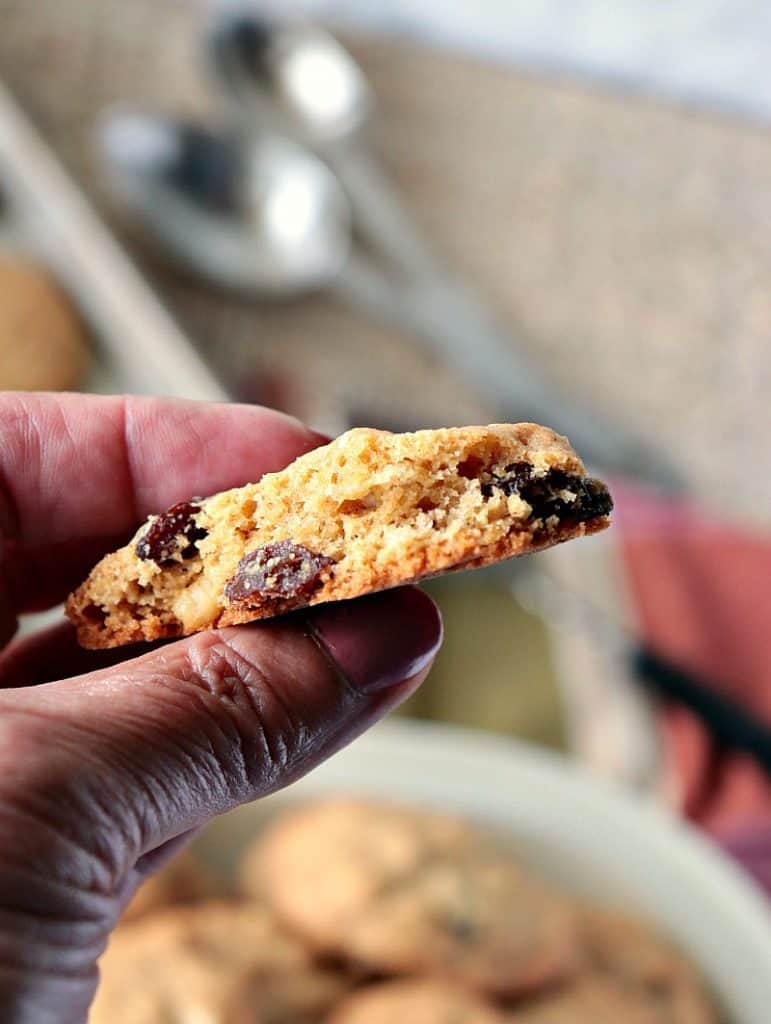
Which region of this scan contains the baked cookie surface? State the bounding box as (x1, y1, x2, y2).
(578, 909, 717, 1023)
(241, 798, 580, 997)
(67, 423, 612, 648)
(327, 979, 506, 1024)
(90, 901, 349, 1024)
(514, 976, 668, 1023)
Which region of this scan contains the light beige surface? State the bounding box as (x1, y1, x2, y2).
(0, 0, 768, 521)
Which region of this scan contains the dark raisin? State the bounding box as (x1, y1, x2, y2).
(446, 914, 477, 943)
(481, 461, 534, 498)
(136, 501, 208, 565)
(575, 477, 614, 519)
(225, 541, 335, 605)
(481, 463, 612, 523)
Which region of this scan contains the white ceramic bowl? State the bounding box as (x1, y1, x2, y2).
(196, 719, 771, 1022)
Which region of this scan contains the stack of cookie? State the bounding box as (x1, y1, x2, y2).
(93, 798, 719, 1023)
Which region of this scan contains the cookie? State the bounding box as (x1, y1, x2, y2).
(578, 909, 717, 1023)
(0, 253, 91, 391)
(241, 798, 580, 997)
(326, 979, 506, 1024)
(67, 423, 612, 649)
(514, 976, 669, 1023)
(90, 901, 350, 1024)
(123, 850, 220, 922)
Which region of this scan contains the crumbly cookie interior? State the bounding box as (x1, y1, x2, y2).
(67, 424, 612, 648)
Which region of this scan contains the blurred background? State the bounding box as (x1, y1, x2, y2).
(0, 0, 769, 893)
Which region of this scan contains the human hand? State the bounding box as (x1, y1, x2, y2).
(0, 393, 442, 1023)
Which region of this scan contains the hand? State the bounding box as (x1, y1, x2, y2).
(0, 393, 442, 1023)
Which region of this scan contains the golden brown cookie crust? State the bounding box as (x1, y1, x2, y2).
(327, 979, 506, 1024)
(0, 253, 91, 391)
(514, 975, 664, 1024)
(67, 424, 612, 649)
(577, 909, 717, 1023)
(91, 901, 350, 1024)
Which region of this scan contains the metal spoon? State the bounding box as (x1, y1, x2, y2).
(99, 112, 351, 296)
(204, 9, 681, 488)
(207, 9, 436, 277)
(99, 109, 678, 488)
(99, 110, 429, 329)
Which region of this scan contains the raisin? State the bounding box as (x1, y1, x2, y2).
(575, 477, 614, 519)
(225, 541, 335, 605)
(482, 463, 612, 523)
(446, 914, 477, 943)
(136, 501, 208, 565)
(481, 461, 534, 499)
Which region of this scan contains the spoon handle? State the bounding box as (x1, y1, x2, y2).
(328, 144, 676, 486)
(327, 144, 442, 281)
(325, 147, 571, 425)
(334, 258, 678, 487)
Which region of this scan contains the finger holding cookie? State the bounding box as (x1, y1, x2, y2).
(0, 393, 442, 1023)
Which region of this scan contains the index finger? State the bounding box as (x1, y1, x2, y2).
(0, 392, 326, 612)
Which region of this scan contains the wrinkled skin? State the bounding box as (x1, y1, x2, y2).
(0, 393, 441, 1023)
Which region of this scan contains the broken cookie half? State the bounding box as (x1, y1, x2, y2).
(67, 424, 612, 649)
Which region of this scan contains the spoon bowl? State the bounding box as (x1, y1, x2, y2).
(98, 110, 352, 295)
(209, 11, 373, 144)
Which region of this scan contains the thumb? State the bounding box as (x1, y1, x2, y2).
(0, 587, 440, 1019)
(4, 586, 441, 870)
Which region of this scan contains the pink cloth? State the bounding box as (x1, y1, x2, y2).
(614, 484, 771, 893)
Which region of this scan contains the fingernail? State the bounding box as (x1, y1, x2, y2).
(306, 587, 443, 694)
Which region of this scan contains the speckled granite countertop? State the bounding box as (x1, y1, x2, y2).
(1, 0, 769, 523)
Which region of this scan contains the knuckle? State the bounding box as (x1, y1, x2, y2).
(182, 631, 311, 794)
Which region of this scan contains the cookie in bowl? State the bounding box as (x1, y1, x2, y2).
(91, 901, 351, 1024)
(327, 979, 506, 1024)
(241, 798, 581, 998)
